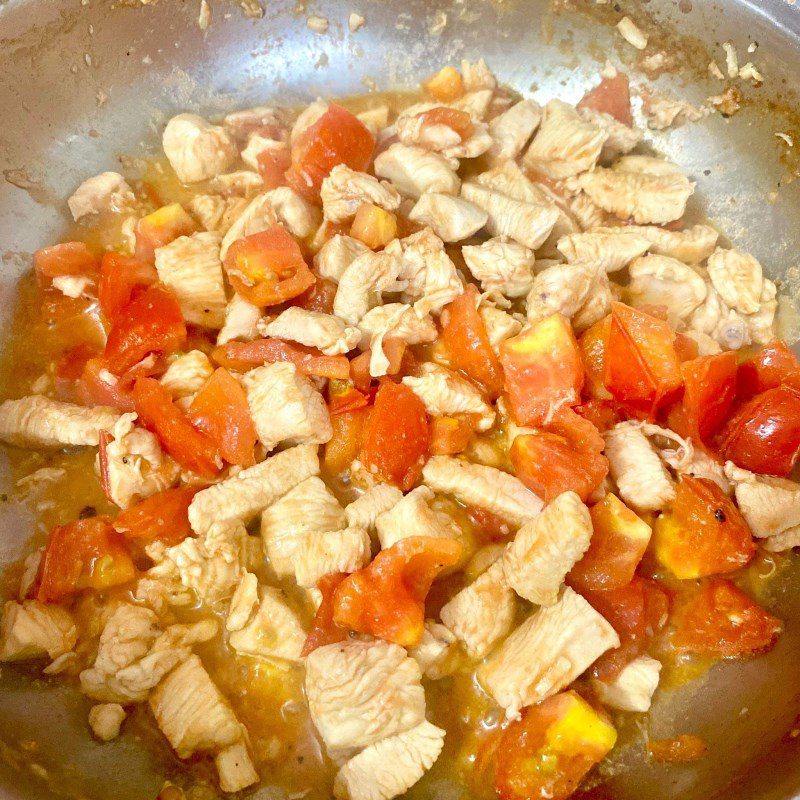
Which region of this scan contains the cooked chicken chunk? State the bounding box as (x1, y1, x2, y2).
(217, 293, 261, 345)
(333, 721, 446, 800)
(266, 186, 322, 239)
(261, 476, 345, 577)
(487, 99, 543, 163)
(478, 586, 619, 718)
(373, 144, 461, 199)
(209, 170, 266, 198)
(451, 89, 494, 121)
(422, 456, 543, 527)
(334, 249, 404, 325)
(154, 232, 227, 328)
(503, 492, 593, 606)
(88, 703, 126, 742)
(294, 526, 372, 587)
(592, 655, 661, 713)
(304, 640, 426, 751)
(68, 172, 135, 221)
(687, 284, 752, 351)
(462, 237, 535, 298)
(215, 739, 260, 793)
(188, 194, 249, 235)
(374, 486, 459, 549)
(219, 192, 278, 260)
(707, 247, 764, 315)
(241, 363, 332, 452)
(223, 104, 282, 142)
(586, 223, 719, 265)
(0, 396, 118, 449)
(344, 484, 403, 531)
(315, 234, 370, 284)
(557, 229, 652, 273)
(358, 303, 437, 377)
(408, 193, 487, 243)
(578, 107, 642, 160)
(480, 305, 523, 353)
(162, 113, 237, 183)
(0, 600, 77, 662)
(160, 350, 214, 399)
(225, 572, 259, 632)
(627, 255, 708, 326)
(407, 621, 459, 680)
(395, 110, 493, 160)
(320, 165, 402, 223)
(260, 307, 361, 356)
(356, 105, 389, 137)
(241, 133, 287, 171)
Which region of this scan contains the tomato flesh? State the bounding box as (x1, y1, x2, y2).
(33, 242, 98, 288)
(98, 252, 158, 323)
(578, 316, 612, 401)
(212, 338, 350, 380)
(256, 145, 291, 190)
(327, 380, 370, 415)
(134, 203, 197, 263)
(416, 106, 474, 140)
(301, 573, 349, 656)
(323, 407, 369, 475)
(648, 735, 707, 763)
(430, 415, 477, 456)
(424, 66, 465, 102)
(577, 73, 633, 126)
(681, 352, 737, 443)
(737, 340, 800, 398)
(113, 487, 197, 546)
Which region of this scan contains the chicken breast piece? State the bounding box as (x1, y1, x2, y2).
(440, 559, 516, 659)
(209, 170, 266, 198)
(592, 655, 661, 713)
(261, 476, 345, 577)
(314, 234, 370, 284)
(0, 396, 118, 449)
(160, 351, 214, 399)
(215, 739, 260, 793)
(478, 586, 620, 719)
(402, 363, 495, 432)
(587, 223, 719, 265)
(487, 99, 543, 163)
(408, 193, 488, 243)
(68, 172, 136, 221)
(423, 456, 543, 527)
(219, 192, 279, 260)
(294, 526, 372, 588)
(503, 492, 593, 606)
(0, 600, 77, 662)
(707, 247, 764, 315)
(374, 486, 459, 550)
(578, 107, 643, 160)
(480, 305, 523, 353)
(242, 363, 332, 453)
(241, 134, 287, 171)
(627, 255, 708, 326)
(188, 194, 249, 235)
(373, 144, 461, 199)
(304, 640, 426, 751)
(687, 284, 752, 352)
(88, 703, 127, 742)
(344, 484, 403, 531)
(557, 229, 652, 273)
(225, 572, 259, 632)
(162, 113, 237, 184)
(320, 165, 402, 223)
(216, 293, 261, 345)
(462, 237, 535, 298)
(604, 422, 675, 512)
(333, 721, 446, 800)
(334, 249, 404, 325)
(265, 186, 322, 239)
(407, 621, 459, 680)
(260, 307, 361, 356)
(223, 104, 283, 142)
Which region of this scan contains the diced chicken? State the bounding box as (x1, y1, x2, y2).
(344, 484, 403, 531)
(440, 560, 516, 659)
(162, 113, 237, 183)
(523, 100, 607, 180)
(478, 586, 620, 719)
(291, 100, 328, 143)
(408, 193, 487, 243)
(241, 363, 332, 453)
(17, 549, 43, 601)
(374, 486, 459, 549)
(334, 249, 404, 325)
(228, 586, 306, 662)
(241, 134, 286, 171)
(52, 274, 93, 299)
(226, 572, 259, 631)
(557, 229, 652, 273)
(88, 703, 126, 741)
(0, 395, 118, 449)
(188, 194, 249, 234)
(223, 105, 283, 142)
(567, 191, 607, 231)
(462, 237, 535, 299)
(356, 106, 389, 137)
(407, 621, 459, 680)
(267, 186, 322, 238)
(642, 92, 709, 130)
(209, 170, 265, 198)
(304, 640, 426, 751)
(373, 144, 461, 199)
(260, 307, 361, 356)
(333, 721, 445, 800)
(487, 99, 543, 163)
(684, 329, 723, 356)
(746, 281, 778, 346)
(160, 351, 214, 399)
(451, 89, 494, 121)
(0, 600, 77, 662)
(215, 739, 259, 793)
(314, 234, 370, 284)
(503, 492, 592, 606)
(423, 456, 543, 527)
(216, 293, 261, 345)
(395, 110, 492, 159)
(634, 223, 719, 264)
(593, 655, 662, 713)
(687, 284, 751, 351)
(461, 58, 497, 91)
(219, 193, 278, 260)
(604, 422, 675, 512)
(707, 247, 763, 315)
(627, 255, 708, 327)
(480, 305, 523, 353)
(68, 172, 136, 221)
(154, 232, 227, 328)
(402, 363, 495, 431)
(294, 526, 372, 588)
(578, 108, 643, 161)
(188, 444, 319, 534)
(320, 165, 402, 223)
(261, 476, 345, 577)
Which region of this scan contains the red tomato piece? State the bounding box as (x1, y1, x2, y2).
(188, 368, 258, 467)
(573, 399, 618, 432)
(33, 241, 98, 291)
(681, 352, 737, 442)
(648, 735, 707, 763)
(719, 385, 800, 476)
(333, 536, 461, 646)
(359, 381, 430, 490)
(113, 487, 197, 546)
(256, 145, 291, 190)
(134, 203, 197, 263)
(134, 377, 221, 478)
(77, 357, 137, 412)
(467, 505, 512, 541)
(577, 73, 632, 126)
(429, 415, 477, 456)
(296, 275, 337, 314)
(286, 104, 375, 201)
(605, 302, 683, 419)
(212, 338, 350, 380)
(671, 579, 782, 657)
(37, 517, 136, 603)
(98, 252, 158, 322)
(349, 339, 407, 390)
(441, 286, 504, 398)
(301, 573, 349, 656)
(674, 332, 700, 362)
(327, 380, 370, 415)
(415, 106, 474, 140)
(737, 340, 800, 398)
(54, 343, 101, 402)
(578, 316, 612, 401)
(323, 407, 370, 475)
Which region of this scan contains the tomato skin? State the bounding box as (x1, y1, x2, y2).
(98, 252, 158, 322)
(671, 579, 782, 657)
(648, 735, 707, 763)
(578, 316, 612, 401)
(33, 242, 98, 288)
(327, 380, 370, 415)
(133, 377, 221, 478)
(113, 487, 197, 546)
(333, 536, 461, 646)
(441, 286, 504, 398)
(681, 352, 737, 442)
(737, 340, 800, 398)
(359, 381, 430, 491)
(429, 415, 476, 456)
(577, 73, 632, 126)
(323, 407, 369, 475)
(37, 517, 137, 603)
(719, 385, 800, 476)
(301, 573, 349, 656)
(134, 203, 197, 263)
(296, 275, 337, 315)
(54, 343, 101, 403)
(573, 399, 618, 432)
(188, 368, 258, 467)
(416, 107, 474, 139)
(212, 338, 350, 380)
(350, 339, 407, 390)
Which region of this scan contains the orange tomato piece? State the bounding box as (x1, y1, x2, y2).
(327, 379, 370, 415)
(33, 241, 98, 288)
(296, 274, 338, 314)
(648, 735, 707, 763)
(680, 352, 737, 442)
(323, 407, 370, 475)
(671, 579, 782, 657)
(441, 286, 504, 398)
(76, 357, 135, 412)
(256, 145, 291, 190)
(301, 573, 349, 656)
(212, 338, 350, 380)
(423, 66, 465, 102)
(97, 252, 158, 323)
(113, 487, 197, 546)
(578, 316, 612, 401)
(573, 399, 618, 432)
(350, 203, 397, 249)
(674, 331, 700, 362)
(350, 339, 407, 390)
(604, 302, 683, 420)
(359, 381, 430, 490)
(134, 203, 197, 263)
(429, 415, 476, 456)
(467, 505, 512, 541)
(54, 343, 101, 403)
(577, 73, 632, 126)
(134, 377, 221, 478)
(501, 314, 583, 426)
(737, 340, 800, 398)
(188, 368, 258, 467)
(37, 517, 136, 603)
(415, 106, 474, 140)
(333, 536, 461, 646)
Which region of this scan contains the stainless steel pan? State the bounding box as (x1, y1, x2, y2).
(1, 1, 799, 798)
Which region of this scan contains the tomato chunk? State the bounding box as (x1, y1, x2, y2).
(737, 340, 800, 398)
(37, 517, 136, 603)
(134, 377, 221, 478)
(256, 145, 291, 190)
(605, 303, 683, 419)
(578, 316, 612, 401)
(188, 368, 258, 467)
(301, 573, 349, 656)
(441, 286, 504, 398)
(98, 252, 158, 322)
(296, 274, 337, 315)
(494, 690, 617, 800)
(429, 415, 477, 456)
(113, 487, 197, 546)
(719, 385, 800, 476)
(680, 352, 737, 442)
(573, 399, 618, 432)
(350, 203, 398, 250)
(577, 73, 632, 126)
(212, 338, 350, 380)
(286, 104, 375, 201)
(654, 476, 755, 579)
(76, 357, 134, 411)
(333, 536, 461, 646)
(671, 579, 782, 657)
(327, 380, 370, 415)
(359, 381, 430, 490)
(134, 203, 197, 263)
(423, 66, 465, 102)
(323, 407, 369, 475)
(648, 735, 707, 763)
(568, 494, 651, 591)
(416, 106, 474, 140)
(33, 242, 98, 288)
(350, 339, 407, 390)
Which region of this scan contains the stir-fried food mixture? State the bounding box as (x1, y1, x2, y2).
(1, 58, 798, 800)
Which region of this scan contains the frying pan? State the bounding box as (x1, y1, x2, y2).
(1, 0, 799, 798)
